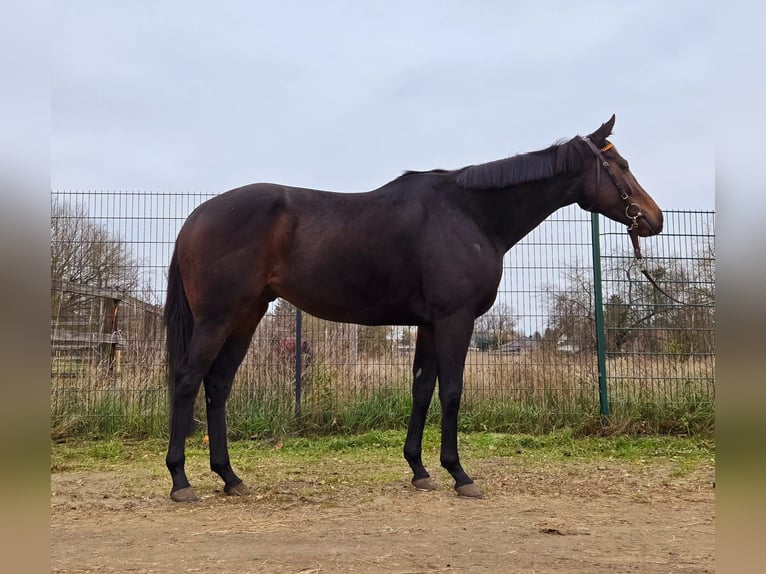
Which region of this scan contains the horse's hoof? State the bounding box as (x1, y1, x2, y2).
(455, 483, 484, 499)
(170, 487, 199, 502)
(412, 477, 438, 491)
(224, 482, 252, 497)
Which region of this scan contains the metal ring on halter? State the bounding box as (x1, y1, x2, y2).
(626, 203, 642, 230)
(625, 203, 642, 219)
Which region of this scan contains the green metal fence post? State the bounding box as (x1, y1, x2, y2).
(590, 213, 610, 418)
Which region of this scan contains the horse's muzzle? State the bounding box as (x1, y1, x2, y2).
(637, 211, 663, 237)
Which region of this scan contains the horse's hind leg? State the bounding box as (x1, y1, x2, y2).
(204, 305, 266, 496)
(166, 321, 231, 502)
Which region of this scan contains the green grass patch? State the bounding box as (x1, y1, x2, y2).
(51, 429, 714, 476)
(51, 386, 714, 440)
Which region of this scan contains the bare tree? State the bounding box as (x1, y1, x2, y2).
(545, 240, 715, 357)
(51, 198, 147, 335)
(51, 199, 141, 291)
(545, 266, 596, 353)
(474, 303, 518, 350)
(355, 325, 392, 357)
(638, 247, 715, 356)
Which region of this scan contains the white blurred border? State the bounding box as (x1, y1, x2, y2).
(716, 2, 766, 572)
(0, 1, 51, 573)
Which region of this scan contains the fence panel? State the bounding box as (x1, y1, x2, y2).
(50, 191, 714, 436)
(599, 210, 715, 422)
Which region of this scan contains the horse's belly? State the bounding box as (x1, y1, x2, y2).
(281, 291, 423, 326)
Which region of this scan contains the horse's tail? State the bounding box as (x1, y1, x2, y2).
(164, 247, 194, 405)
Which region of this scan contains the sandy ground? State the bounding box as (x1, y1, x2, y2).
(51, 454, 714, 573)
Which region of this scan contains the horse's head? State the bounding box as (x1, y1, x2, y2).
(578, 115, 663, 244)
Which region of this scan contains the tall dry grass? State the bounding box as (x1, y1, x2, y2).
(51, 338, 714, 439)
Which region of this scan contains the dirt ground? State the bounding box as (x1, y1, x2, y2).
(51, 454, 714, 574)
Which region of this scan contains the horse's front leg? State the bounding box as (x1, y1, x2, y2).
(403, 325, 438, 490)
(434, 313, 484, 498)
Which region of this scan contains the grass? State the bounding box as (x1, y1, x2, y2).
(51, 351, 714, 440)
(51, 429, 714, 504)
(51, 428, 715, 475)
(51, 387, 714, 440)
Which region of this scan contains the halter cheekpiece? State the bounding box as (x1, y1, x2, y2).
(582, 136, 644, 234)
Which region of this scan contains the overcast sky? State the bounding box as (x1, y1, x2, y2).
(51, 1, 713, 211)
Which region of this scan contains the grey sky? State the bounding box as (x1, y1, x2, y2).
(52, 1, 713, 211)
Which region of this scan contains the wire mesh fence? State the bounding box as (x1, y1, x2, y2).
(598, 210, 715, 425)
(50, 190, 715, 437)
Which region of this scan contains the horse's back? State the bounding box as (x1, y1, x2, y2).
(183, 183, 294, 227)
(174, 174, 501, 325)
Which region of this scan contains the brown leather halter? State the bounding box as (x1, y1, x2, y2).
(582, 136, 646, 259)
(582, 136, 690, 305)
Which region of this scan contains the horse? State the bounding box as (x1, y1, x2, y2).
(163, 114, 663, 502)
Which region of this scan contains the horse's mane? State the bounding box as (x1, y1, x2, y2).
(396, 168, 451, 180)
(453, 137, 586, 190)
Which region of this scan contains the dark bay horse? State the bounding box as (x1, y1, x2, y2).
(164, 115, 663, 501)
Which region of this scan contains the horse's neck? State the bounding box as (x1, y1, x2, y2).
(471, 175, 581, 252)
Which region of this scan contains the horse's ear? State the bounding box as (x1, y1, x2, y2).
(588, 114, 616, 145)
